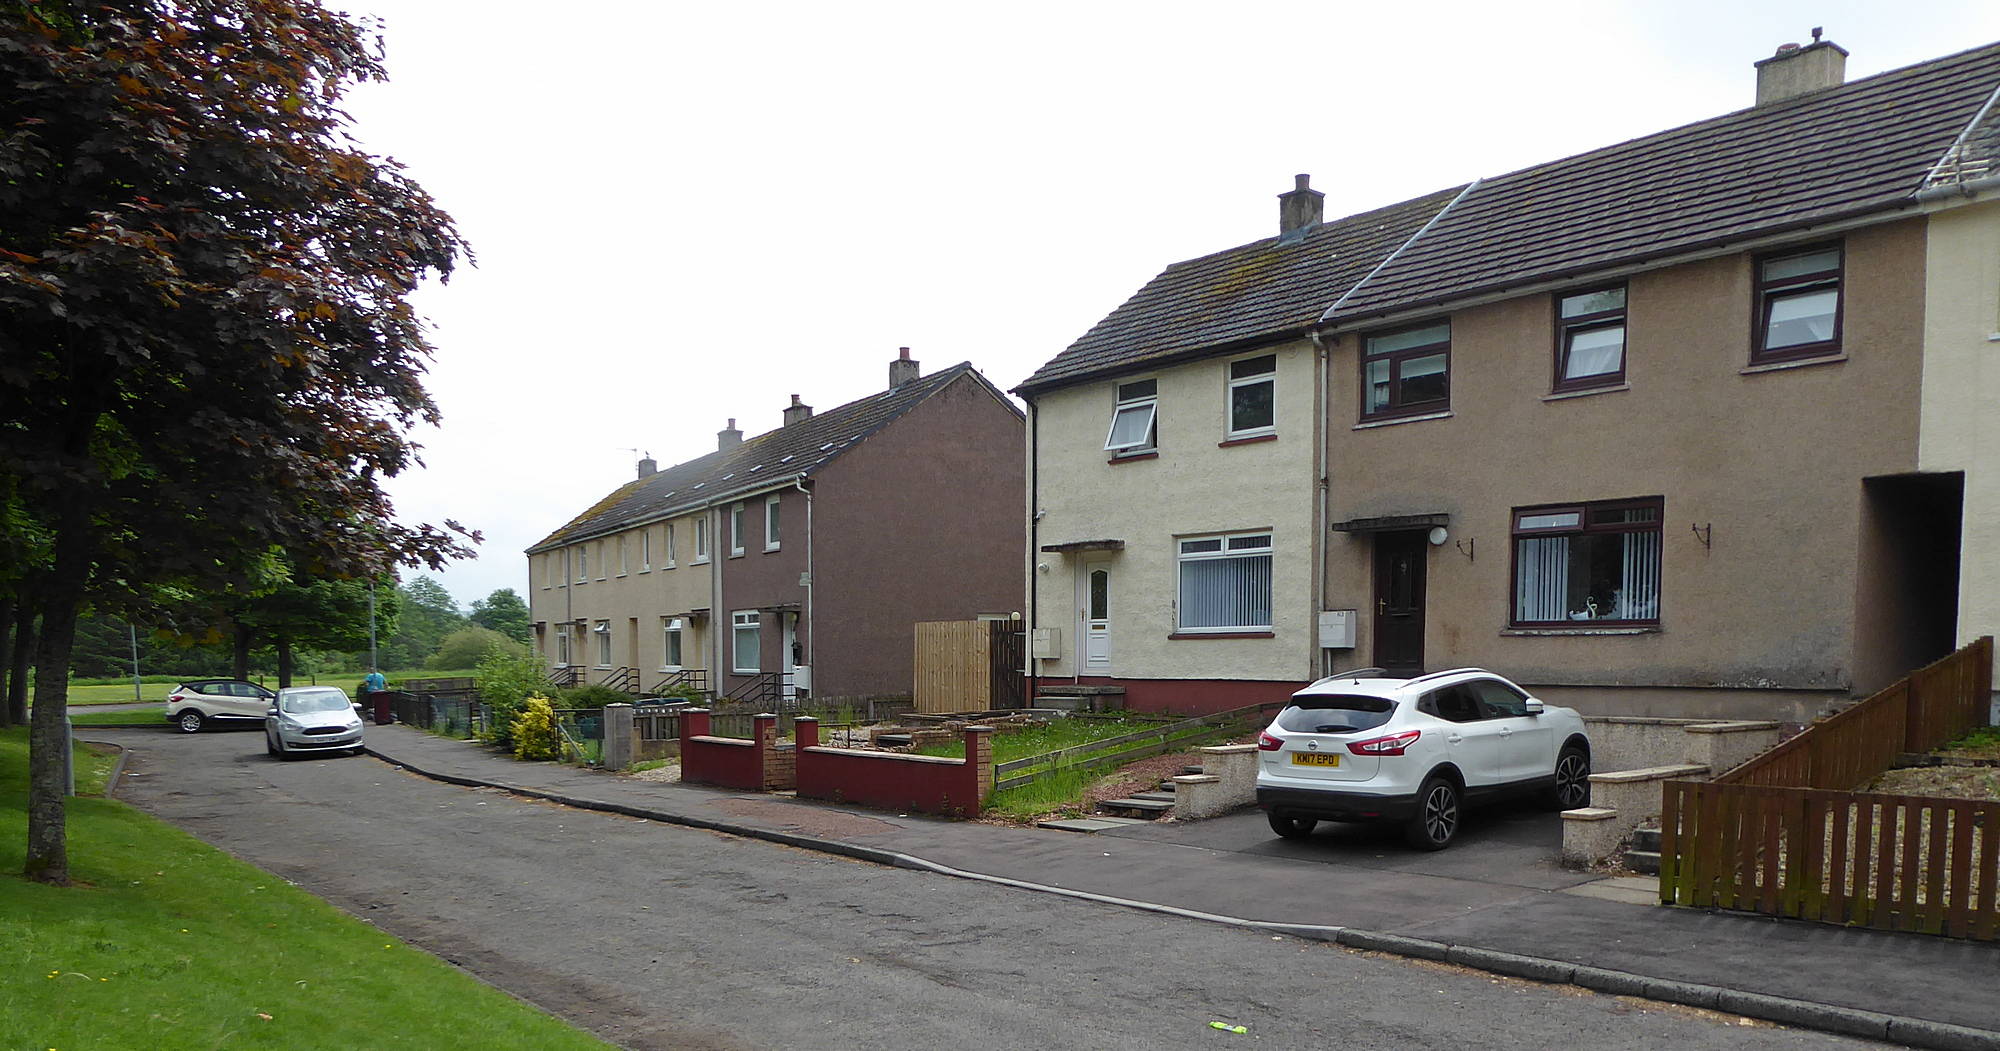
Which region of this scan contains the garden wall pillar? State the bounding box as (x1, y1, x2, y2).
(964, 725, 994, 810)
(681, 708, 712, 742)
(603, 703, 633, 770)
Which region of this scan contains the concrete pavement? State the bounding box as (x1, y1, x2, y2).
(344, 726, 2000, 1049)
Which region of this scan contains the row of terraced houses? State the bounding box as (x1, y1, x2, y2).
(530, 36, 2000, 721)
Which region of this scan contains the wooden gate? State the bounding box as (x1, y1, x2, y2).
(914, 618, 1025, 714)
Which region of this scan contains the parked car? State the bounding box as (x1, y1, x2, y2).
(165, 679, 277, 733)
(1254, 667, 1591, 851)
(264, 686, 365, 758)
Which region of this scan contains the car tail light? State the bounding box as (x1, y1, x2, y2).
(1257, 731, 1283, 751)
(1348, 730, 1421, 756)
(167, 692, 184, 703)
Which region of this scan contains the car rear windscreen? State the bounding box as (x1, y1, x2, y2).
(1276, 695, 1395, 734)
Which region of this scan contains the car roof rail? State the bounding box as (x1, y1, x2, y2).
(1404, 667, 1493, 686)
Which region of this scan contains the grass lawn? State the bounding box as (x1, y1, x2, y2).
(69, 709, 170, 727)
(912, 715, 1253, 821)
(0, 728, 612, 1050)
(58, 681, 176, 706)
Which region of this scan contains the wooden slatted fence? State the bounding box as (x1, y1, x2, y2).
(1660, 637, 1997, 940)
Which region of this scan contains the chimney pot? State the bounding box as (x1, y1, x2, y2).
(1278, 173, 1325, 239)
(717, 417, 743, 451)
(889, 347, 921, 388)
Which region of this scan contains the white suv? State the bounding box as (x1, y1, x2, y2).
(165, 679, 277, 733)
(1254, 668, 1591, 850)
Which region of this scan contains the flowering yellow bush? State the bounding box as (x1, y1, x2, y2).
(511, 695, 561, 761)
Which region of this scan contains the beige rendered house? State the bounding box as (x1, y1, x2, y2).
(1019, 36, 2000, 721)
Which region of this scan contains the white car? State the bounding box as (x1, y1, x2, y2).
(166, 679, 277, 733)
(1254, 668, 1591, 850)
(264, 686, 366, 758)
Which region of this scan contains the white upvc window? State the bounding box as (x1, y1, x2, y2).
(660, 617, 684, 671)
(664, 522, 678, 568)
(730, 502, 747, 557)
(1226, 354, 1277, 438)
(1176, 532, 1273, 632)
(617, 536, 628, 576)
(732, 610, 761, 673)
(693, 518, 710, 564)
(593, 620, 612, 667)
(555, 630, 571, 667)
(574, 545, 588, 584)
(639, 529, 651, 572)
(1104, 378, 1158, 454)
(765, 494, 781, 551)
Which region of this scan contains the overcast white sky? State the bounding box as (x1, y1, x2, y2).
(342, 0, 2000, 610)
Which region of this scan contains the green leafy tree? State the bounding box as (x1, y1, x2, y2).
(430, 626, 523, 670)
(0, 2, 475, 884)
(475, 649, 549, 750)
(380, 575, 466, 669)
(468, 588, 531, 644)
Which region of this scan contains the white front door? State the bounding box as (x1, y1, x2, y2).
(1082, 562, 1111, 671)
(781, 613, 798, 701)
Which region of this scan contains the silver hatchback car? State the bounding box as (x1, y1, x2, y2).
(265, 686, 365, 758)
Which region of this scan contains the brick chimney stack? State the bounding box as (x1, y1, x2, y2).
(889, 347, 921, 389)
(1756, 29, 1847, 105)
(636, 453, 657, 479)
(782, 394, 814, 427)
(1279, 174, 1324, 239)
(717, 418, 742, 451)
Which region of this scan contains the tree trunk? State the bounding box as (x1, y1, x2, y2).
(6, 604, 33, 729)
(233, 623, 252, 681)
(276, 636, 293, 688)
(27, 525, 90, 885)
(0, 599, 13, 729)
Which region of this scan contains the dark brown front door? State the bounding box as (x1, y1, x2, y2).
(1374, 531, 1427, 675)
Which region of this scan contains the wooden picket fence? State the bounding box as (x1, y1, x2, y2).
(1660, 637, 1997, 939)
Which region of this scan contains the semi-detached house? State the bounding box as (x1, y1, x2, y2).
(1018, 36, 2000, 722)
(527, 352, 1024, 706)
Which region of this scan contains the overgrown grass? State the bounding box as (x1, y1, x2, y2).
(629, 759, 672, 774)
(913, 715, 1175, 764)
(0, 727, 612, 1050)
(1940, 725, 2000, 758)
(980, 761, 1126, 821)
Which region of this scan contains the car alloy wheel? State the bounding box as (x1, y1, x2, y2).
(1406, 776, 1459, 851)
(175, 710, 204, 734)
(1552, 748, 1591, 809)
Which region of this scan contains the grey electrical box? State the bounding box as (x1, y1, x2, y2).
(1318, 609, 1357, 649)
(1032, 627, 1063, 660)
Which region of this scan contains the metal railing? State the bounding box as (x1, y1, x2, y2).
(652, 668, 709, 698)
(598, 666, 641, 695)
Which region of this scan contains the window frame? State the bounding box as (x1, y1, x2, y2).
(617, 535, 628, 576)
(1360, 320, 1452, 421)
(765, 494, 781, 551)
(1552, 284, 1628, 392)
(731, 610, 761, 674)
(639, 529, 650, 573)
(1103, 378, 1159, 455)
(693, 517, 710, 564)
(1509, 496, 1664, 628)
(555, 629, 571, 667)
(574, 545, 587, 584)
(663, 522, 677, 568)
(1174, 530, 1275, 633)
(730, 502, 746, 557)
(1753, 243, 1844, 364)
(592, 620, 612, 667)
(660, 617, 684, 672)
(1225, 354, 1277, 439)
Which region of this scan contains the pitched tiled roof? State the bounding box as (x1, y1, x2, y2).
(528, 364, 1007, 552)
(1018, 40, 2000, 395)
(1015, 188, 1466, 393)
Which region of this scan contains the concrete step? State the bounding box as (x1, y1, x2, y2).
(874, 733, 913, 748)
(1132, 790, 1176, 803)
(1098, 797, 1174, 819)
(1038, 816, 1149, 833)
(1630, 826, 1661, 852)
(1625, 848, 1662, 876)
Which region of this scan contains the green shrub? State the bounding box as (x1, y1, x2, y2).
(556, 683, 630, 709)
(511, 696, 561, 761)
(431, 626, 524, 670)
(476, 650, 548, 749)
(655, 681, 704, 703)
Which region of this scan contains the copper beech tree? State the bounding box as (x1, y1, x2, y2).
(0, 1, 476, 884)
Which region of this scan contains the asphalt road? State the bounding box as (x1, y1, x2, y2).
(98, 728, 1884, 1051)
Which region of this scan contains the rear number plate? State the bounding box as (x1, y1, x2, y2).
(1291, 753, 1340, 768)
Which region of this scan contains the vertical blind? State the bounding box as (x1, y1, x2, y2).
(1179, 539, 1272, 630)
